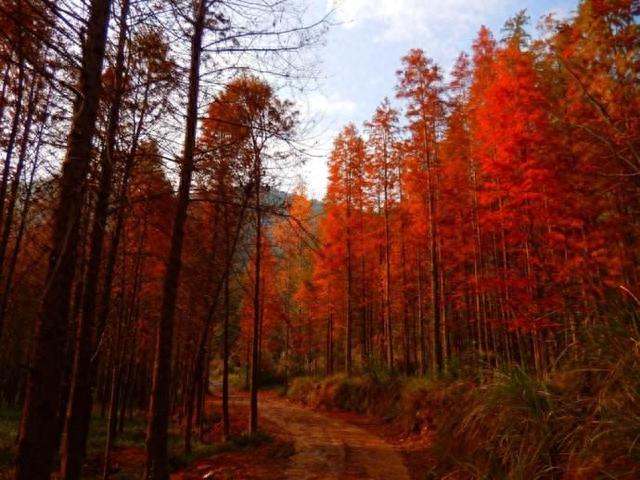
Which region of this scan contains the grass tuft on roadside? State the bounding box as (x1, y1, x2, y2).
(287, 318, 640, 479)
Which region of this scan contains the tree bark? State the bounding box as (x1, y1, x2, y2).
(0, 51, 25, 252)
(102, 364, 121, 480)
(222, 276, 231, 441)
(15, 1, 112, 477)
(0, 74, 36, 283)
(0, 89, 48, 323)
(326, 313, 333, 375)
(62, 2, 130, 477)
(0, 76, 38, 336)
(144, 1, 206, 477)
(250, 155, 262, 434)
(427, 168, 442, 377)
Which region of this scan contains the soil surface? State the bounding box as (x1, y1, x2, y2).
(257, 395, 411, 480)
(175, 391, 413, 480)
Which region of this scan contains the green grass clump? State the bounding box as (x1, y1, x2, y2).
(0, 408, 220, 479)
(231, 430, 272, 448)
(0, 407, 20, 477)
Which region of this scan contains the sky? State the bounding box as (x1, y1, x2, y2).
(297, 0, 577, 199)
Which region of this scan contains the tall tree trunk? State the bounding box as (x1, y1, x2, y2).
(0, 74, 37, 284)
(0, 62, 11, 134)
(187, 184, 249, 448)
(326, 313, 333, 375)
(0, 77, 39, 335)
(102, 363, 121, 480)
(250, 155, 262, 434)
(427, 169, 442, 377)
(15, 1, 112, 477)
(381, 148, 394, 370)
(416, 249, 426, 375)
(345, 192, 353, 375)
(0, 53, 25, 249)
(94, 71, 150, 358)
(57, 194, 91, 455)
(144, 1, 206, 477)
(62, 2, 130, 477)
(0, 89, 49, 322)
(222, 275, 230, 441)
(118, 354, 133, 434)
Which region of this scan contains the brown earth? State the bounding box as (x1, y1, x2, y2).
(174, 391, 416, 480)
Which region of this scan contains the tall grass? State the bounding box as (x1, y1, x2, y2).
(433, 318, 640, 479)
(287, 318, 640, 479)
(288, 370, 407, 419)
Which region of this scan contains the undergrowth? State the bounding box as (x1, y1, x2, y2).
(0, 409, 219, 479)
(288, 318, 640, 479)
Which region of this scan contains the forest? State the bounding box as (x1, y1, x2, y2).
(0, 0, 638, 479)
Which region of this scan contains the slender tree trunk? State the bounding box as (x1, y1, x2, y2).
(15, 2, 112, 477)
(190, 183, 248, 447)
(427, 168, 442, 377)
(0, 78, 41, 335)
(360, 258, 368, 366)
(184, 353, 199, 454)
(326, 313, 333, 375)
(0, 53, 25, 246)
(118, 355, 133, 434)
(196, 353, 206, 438)
(102, 363, 121, 480)
(398, 167, 413, 374)
(57, 196, 91, 454)
(0, 92, 47, 322)
(144, 3, 206, 476)
(0, 62, 11, 133)
(416, 248, 426, 374)
(382, 153, 394, 370)
(345, 194, 353, 375)
(62, 3, 130, 477)
(250, 156, 262, 433)
(438, 235, 448, 372)
(93, 73, 149, 358)
(222, 275, 230, 441)
(0, 75, 37, 283)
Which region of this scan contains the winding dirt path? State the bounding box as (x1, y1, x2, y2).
(175, 391, 412, 479)
(257, 395, 411, 480)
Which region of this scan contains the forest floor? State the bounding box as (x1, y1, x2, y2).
(174, 390, 423, 479)
(0, 388, 430, 479)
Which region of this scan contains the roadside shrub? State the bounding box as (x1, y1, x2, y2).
(431, 318, 640, 479)
(287, 372, 403, 417)
(287, 375, 318, 404)
(287, 319, 640, 479)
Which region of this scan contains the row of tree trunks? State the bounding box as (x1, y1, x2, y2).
(62, 1, 131, 477)
(15, 1, 112, 477)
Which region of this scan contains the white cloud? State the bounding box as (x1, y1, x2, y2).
(306, 92, 357, 116)
(298, 125, 338, 199)
(286, 90, 355, 198)
(328, 0, 511, 42)
(302, 154, 331, 199)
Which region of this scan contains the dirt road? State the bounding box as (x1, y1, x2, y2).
(175, 392, 412, 480)
(257, 395, 411, 480)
